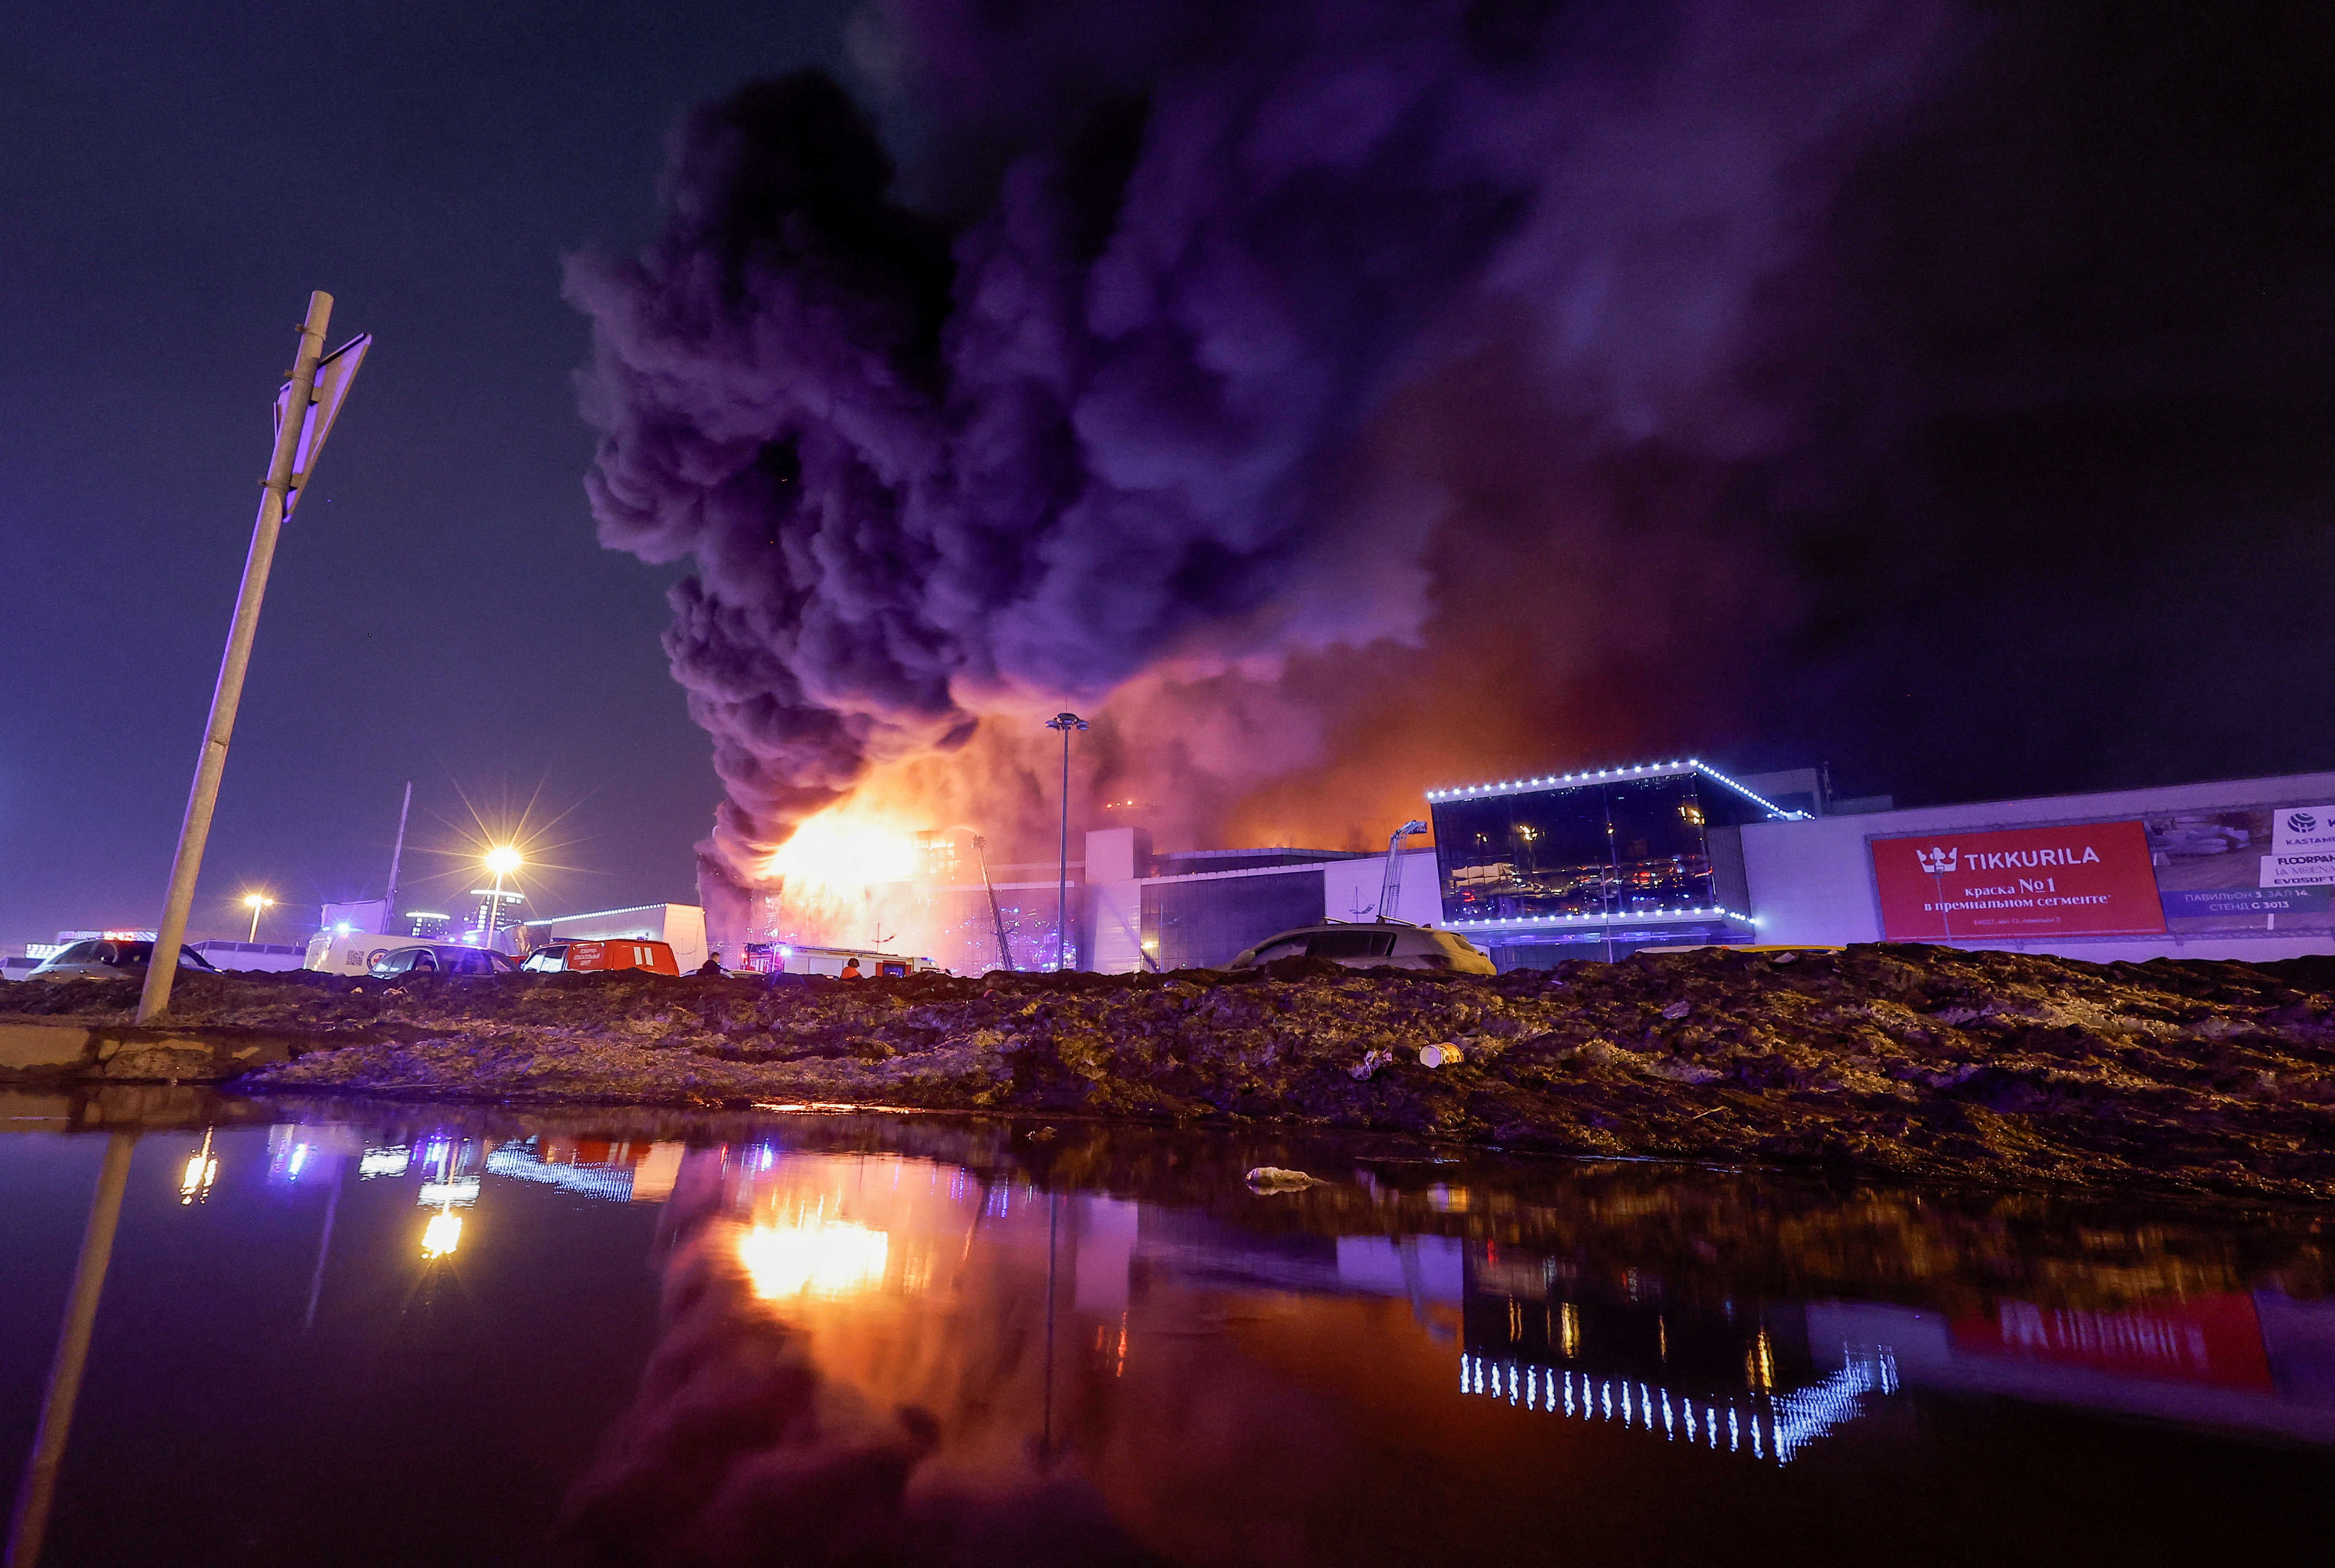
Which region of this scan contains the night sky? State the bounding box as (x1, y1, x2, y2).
(1, 1, 855, 946)
(8, 0, 2335, 950)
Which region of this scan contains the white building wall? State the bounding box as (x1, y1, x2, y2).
(1320, 849, 1441, 926)
(1743, 771, 2335, 963)
(1081, 847, 1444, 973)
(1090, 879, 1145, 973)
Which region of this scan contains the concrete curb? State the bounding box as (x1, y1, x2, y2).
(0, 1021, 304, 1083)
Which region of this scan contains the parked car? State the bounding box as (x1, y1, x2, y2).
(368, 943, 518, 978)
(520, 940, 680, 976)
(26, 940, 223, 982)
(1227, 921, 1496, 975)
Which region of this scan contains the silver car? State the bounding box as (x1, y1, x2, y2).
(369, 943, 518, 978)
(26, 940, 222, 982)
(1228, 921, 1497, 975)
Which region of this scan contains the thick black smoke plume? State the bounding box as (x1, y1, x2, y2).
(572, 0, 2335, 925)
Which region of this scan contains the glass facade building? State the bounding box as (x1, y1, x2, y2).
(1428, 762, 1799, 961)
(1141, 870, 1326, 972)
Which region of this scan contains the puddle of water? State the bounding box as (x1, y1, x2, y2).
(2, 1089, 2332, 1566)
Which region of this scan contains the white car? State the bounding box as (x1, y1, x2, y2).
(1228, 921, 1497, 975)
(26, 940, 222, 982)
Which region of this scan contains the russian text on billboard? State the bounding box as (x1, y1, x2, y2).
(1871, 820, 2164, 941)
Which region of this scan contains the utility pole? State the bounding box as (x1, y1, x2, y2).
(382, 780, 412, 932)
(1045, 712, 1087, 972)
(139, 295, 370, 1023)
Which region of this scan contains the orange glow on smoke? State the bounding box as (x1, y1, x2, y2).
(762, 806, 921, 887)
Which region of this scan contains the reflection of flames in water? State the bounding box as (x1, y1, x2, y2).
(421, 1208, 463, 1259)
(736, 1213, 891, 1300)
(758, 802, 925, 947)
(727, 1156, 966, 1313)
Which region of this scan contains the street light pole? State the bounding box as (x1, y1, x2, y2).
(481, 847, 522, 953)
(243, 895, 272, 944)
(140, 293, 343, 1025)
(1044, 712, 1087, 972)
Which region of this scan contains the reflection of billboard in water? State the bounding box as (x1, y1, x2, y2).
(1948, 1293, 2274, 1391)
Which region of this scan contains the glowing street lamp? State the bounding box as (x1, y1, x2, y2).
(242, 892, 274, 943)
(480, 846, 522, 952)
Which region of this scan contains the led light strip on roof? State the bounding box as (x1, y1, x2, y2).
(1423, 758, 1811, 819)
(1447, 906, 1758, 929)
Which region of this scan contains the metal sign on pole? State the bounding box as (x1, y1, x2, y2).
(138, 293, 371, 1024)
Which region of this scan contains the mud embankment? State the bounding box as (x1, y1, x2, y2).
(9, 944, 2335, 1201)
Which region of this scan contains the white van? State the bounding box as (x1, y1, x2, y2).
(306, 929, 434, 976)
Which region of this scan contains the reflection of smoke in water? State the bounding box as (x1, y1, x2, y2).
(558, 1149, 1165, 1567)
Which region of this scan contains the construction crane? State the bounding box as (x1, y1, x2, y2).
(973, 835, 1014, 972)
(1378, 820, 1428, 921)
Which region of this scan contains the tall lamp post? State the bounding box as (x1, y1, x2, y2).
(481, 846, 522, 952)
(1044, 712, 1087, 972)
(137, 295, 371, 1025)
(242, 893, 274, 943)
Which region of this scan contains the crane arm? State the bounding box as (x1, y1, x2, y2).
(974, 835, 1015, 972)
(1378, 820, 1428, 921)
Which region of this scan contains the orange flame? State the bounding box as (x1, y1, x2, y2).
(759, 802, 925, 945)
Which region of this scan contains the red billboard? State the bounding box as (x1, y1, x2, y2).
(1949, 1293, 2272, 1391)
(1871, 819, 2166, 941)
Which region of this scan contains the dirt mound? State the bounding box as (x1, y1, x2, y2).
(11, 943, 2335, 1200)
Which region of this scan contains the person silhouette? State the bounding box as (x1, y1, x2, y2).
(839, 958, 864, 981)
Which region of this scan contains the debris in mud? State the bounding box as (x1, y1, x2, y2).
(1244, 1166, 1319, 1192)
(10, 944, 2335, 1201)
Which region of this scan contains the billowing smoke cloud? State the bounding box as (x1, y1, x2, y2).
(572, 0, 2335, 926)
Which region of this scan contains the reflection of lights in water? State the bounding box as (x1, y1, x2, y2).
(180, 1127, 218, 1205)
(737, 1219, 890, 1299)
(1460, 1348, 1899, 1466)
(286, 1143, 307, 1178)
(421, 1207, 463, 1259)
(359, 1146, 410, 1179)
(1559, 1302, 1580, 1357)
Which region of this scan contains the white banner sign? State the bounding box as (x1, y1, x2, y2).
(2270, 804, 2335, 854)
(2261, 804, 2335, 887)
